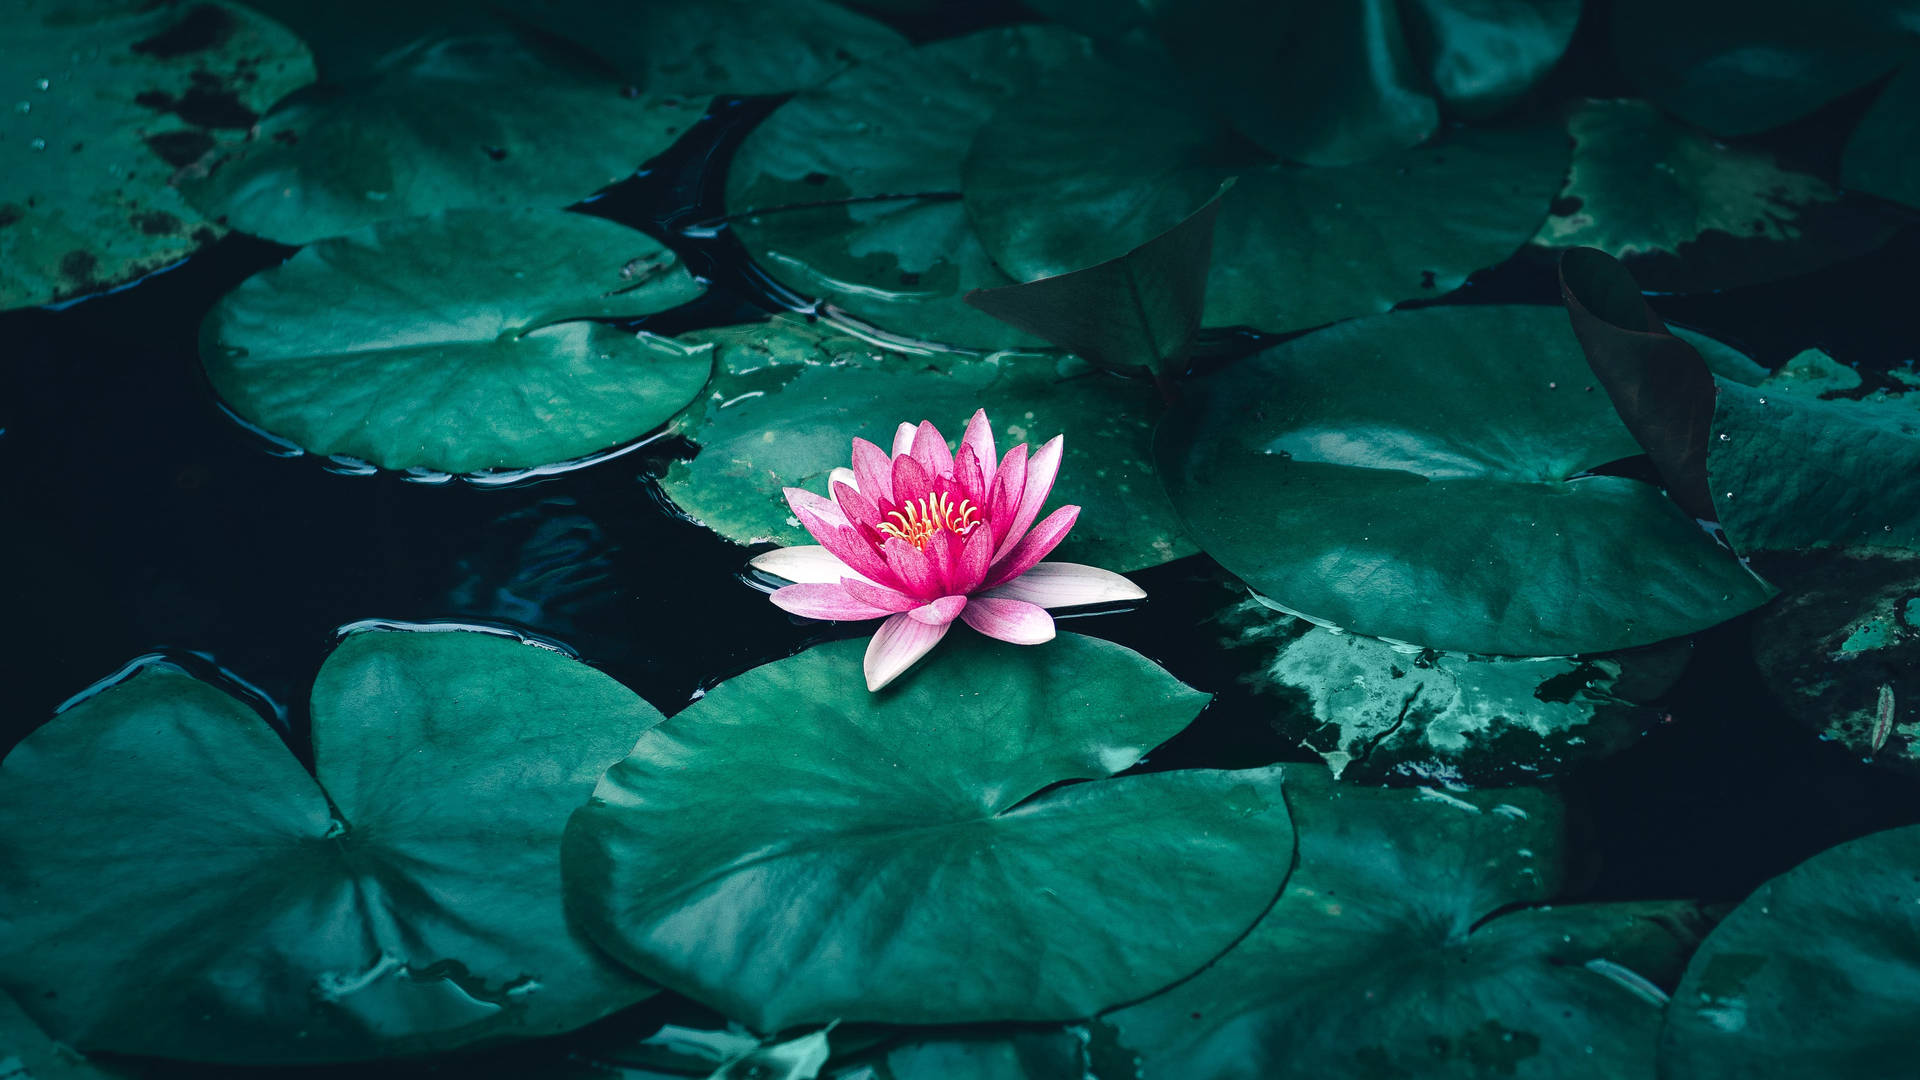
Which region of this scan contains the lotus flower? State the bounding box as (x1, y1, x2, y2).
(750, 410, 1146, 690)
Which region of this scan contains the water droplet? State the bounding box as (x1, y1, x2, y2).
(35, 78, 50, 91)
(1724, 492, 1734, 500)
(1718, 433, 1729, 441)
(29, 137, 46, 151)
(1757, 397, 1768, 405)
(13, 101, 28, 114)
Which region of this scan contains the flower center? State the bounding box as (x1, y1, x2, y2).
(877, 493, 982, 551)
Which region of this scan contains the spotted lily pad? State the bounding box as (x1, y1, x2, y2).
(1533, 99, 1901, 291)
(963, 61, 1569, 335)
(1156, 304, 1773, 655)
(1106, 767, 1716, 1079)
(0, 0, 315, 309)
(0, 629, 665, 1063)
(1214, 591, 1690, 785)
(181, 32, 700, 244)
(1658, 824, 1920, 1079)
(661, 316, 1194, 572)
(202, 208, 709, 474)
(563, 633, 1291, 1033)
(725, 25, 1097, 349)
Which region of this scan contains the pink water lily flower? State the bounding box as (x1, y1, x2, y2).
(750, 409, 1146, 690)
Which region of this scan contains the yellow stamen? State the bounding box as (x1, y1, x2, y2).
(876, 493, 982, 551)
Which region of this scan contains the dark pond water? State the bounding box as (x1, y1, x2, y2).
(4, 0, 1919, 1073)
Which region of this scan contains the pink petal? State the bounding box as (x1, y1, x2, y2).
(784, 486, 848, 530)
(950, 520, 995, 595)
(841, 578, 921, 613)
(748, 545, 870, 585)
(995, 434, 1063, 562)
(985, 504, 1080, 589)
(952, 451, 987, 508)
(864, 612, 950, 691)
(804, 519, 896, 587)
(851, 438, 895, 503)
(909, 595, 968, 625)
(891, 453, 934, 507)
(961, 597, 1056, 644)
(981, 561, 1145, 608)
(959, 409, 997, 488)
(771, 583, 893, 621)
(986, 444, 1028, 550)
(882, 536, 940, 598)
(831, 479, 883, 530)
(911, 420, 955, 477)
(926, 528, 960, 595)
(891, 421, 917, 459)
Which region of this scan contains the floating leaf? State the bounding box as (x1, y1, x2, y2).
(1709, 350, 1920, 556)
(1156, 304, 1773, 655)
(1750, 552, 1920, 775)
(1214, 591, 1690, 785)
(0, 0, 316, 309)
(202, 208, 709, 474)
(725, 26, 1097, 349)
(1025, 0, 1580, 163)
(563, 633, 1291, 1033)
(1534, 100, 1901, 291)
(1107, 767, 1715, 1079)
(963, 60, 1568, 335)
(662, 316, 1194, 572)
(0, 629, 665, 1063)
(1659, 824, 1920, 1079)
(964, 184, 1227, 378)
(182, 33, 700, 244)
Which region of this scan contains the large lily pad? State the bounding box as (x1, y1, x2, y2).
(181, 31, 700, 244)
(725, 26, 1097, 349)
(1156, 304, 1773, 655)
(1708, 350, 1920, 557)
(1533, 99, 1902, 291)
(202, 208, 710, 474)
(1214, 592, 1690, 785)
(0, 629, 665, 1063)
(661, 317, 1194, 572)
(963, 61, 1569, 335)
(0, 0, 316, 309)
(563, 633, 1292, 1033)
(1026, 0, 1580, 165)
(1659, 824, 1920, 1079)
(1613, 0, 1920, 209)
(1107, 768, 1713, 1079)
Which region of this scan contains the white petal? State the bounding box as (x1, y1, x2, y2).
(828, 466, 859, 493)
(979, 561, 1147, 609)
(749, 545, 873, 585)
(864, 613, 951, 691)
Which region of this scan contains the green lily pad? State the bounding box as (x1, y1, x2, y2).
(661, 316, 1194, 572)
(725, 25, 1097, 349)
(963, 61, 1569, 335)
(1750, 552, 1920, 775)
(0, 629, 665, 1063)
(1156, 304, 1774, 655)
(1842, 63, 1920, 209)
(1106, 767, 1716, 1079)
(202, 208, 710, 475)
(1709, 351, 1920, 557)
(0, 991, 124, 1080)
(1026, 0, 1579, 164)
(563, 633, 1292, 1033)
(0, 0, 316, 310)
(1534, 99, 1902, 291)
(181, 31, 701, 244)
(1658, 824, 1920, 1079)
(1214, 592, 1690, 785)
